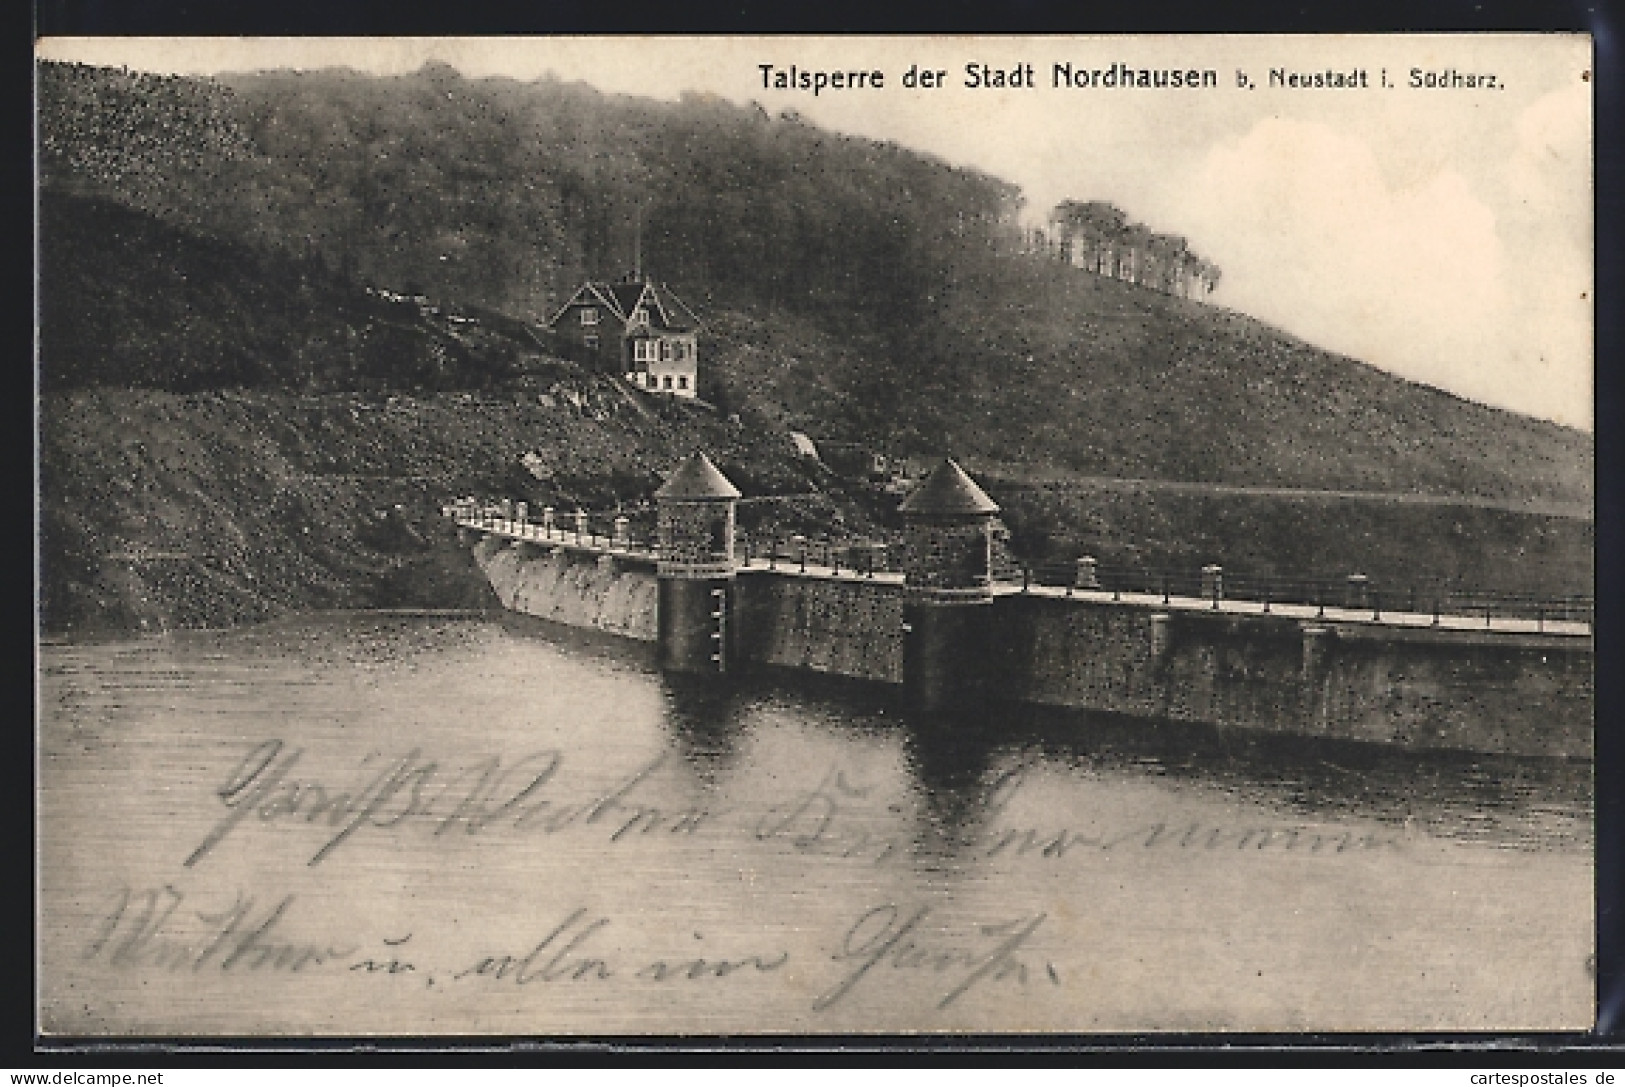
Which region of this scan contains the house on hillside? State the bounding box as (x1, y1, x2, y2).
(547, 275, 702, 398)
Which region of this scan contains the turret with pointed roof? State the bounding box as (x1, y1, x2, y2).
(898, 458, 999, 711)
(654, 452, 741, 674)
(654, 451, 742, 502)
(899, 458, 999, 518)
(899, 458, 998, 597)
(655, 452, 740, 579)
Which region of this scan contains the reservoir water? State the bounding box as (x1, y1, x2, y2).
(38, 612, 1594, 1034)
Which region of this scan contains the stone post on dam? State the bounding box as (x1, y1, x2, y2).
(654, 451, 742, 673)
(899, 458, 1001, 712)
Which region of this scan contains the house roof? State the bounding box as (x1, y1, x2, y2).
(545, 282, 622, 327)
(654, 452, 741, 500)
(547, 279, 702, 333)
(899, 459, 999, 516)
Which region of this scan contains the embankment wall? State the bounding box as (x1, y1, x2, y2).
(471, 539, 1593, 757)
(985, 595, 1593, 758)
(473, 536, 658, 642)
(732, 570, 905, 683)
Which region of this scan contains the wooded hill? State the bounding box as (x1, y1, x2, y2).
(1028, 199, 1222, 300)
(38, 59, 1591, 504)
(34, 60, 1595, 632)
(40, 58, 1593, 507)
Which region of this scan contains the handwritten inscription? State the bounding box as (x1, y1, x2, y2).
(84, 890, 795, 994)
(182, 741, 1403, 873)
(755, 765, 1401, 865)
(453, 909, 791, 987)
(184, 741, 718, 868)
(81, 888, 1053, 1012)
(455, 908, 616, 984)
(109, 742, 1412, 1020)
(350, 934, 417, 975)
(86, 885, 355, 972)
(814, 905, 1054, 1011)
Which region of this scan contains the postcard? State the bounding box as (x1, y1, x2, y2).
(35, 33, 1594, 1036)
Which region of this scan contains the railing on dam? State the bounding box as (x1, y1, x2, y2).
(447, 500, 906, 578)
(1012, 562, 1594, 636)
(740, 534, 900, 579)
(447, 501, 1591, 637)
(446, 502, 660, 557)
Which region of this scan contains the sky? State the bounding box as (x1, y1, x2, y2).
(38, 35, 1594, 430)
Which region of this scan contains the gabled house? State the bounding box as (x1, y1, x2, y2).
(547, 275, 703, 398)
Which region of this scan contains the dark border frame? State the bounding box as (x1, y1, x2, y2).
(24, 0, 1623, 1065)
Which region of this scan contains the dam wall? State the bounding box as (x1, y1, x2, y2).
(732, 570, 905, 683)
(468, 535, 1592, 758)
(473, 536, 906, 683)
(473, 535, 658, 642)
(984, 595, 1593, 759)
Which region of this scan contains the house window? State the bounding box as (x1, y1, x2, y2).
(631, 309, 648, 326)
(583, 335, 599, 350)
(645, 373, 656, 388)
(678, 375, 689, 389)
(634, 340, 653, 362)
(660, 340, 673, 362)
(663, 375, 673, 389)
(580, 308, 598, 326)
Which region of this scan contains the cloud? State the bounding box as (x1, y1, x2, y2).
(1510, 80, 1591, 222)
(1177, 117, 1587, 429)
(1493, 82, 1593, 429)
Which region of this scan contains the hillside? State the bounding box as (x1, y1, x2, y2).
(39, 381, 876, 635)
(34, 59, 1595, 630)
(39, 190, 544, 393)
(39, 60, 1018, 333)
(703, 268, 1593, 503)
(37, 59, 1590, 503)
(36, 191, 875, 633)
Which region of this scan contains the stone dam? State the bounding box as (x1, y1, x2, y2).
(458, 455, 1593, 760)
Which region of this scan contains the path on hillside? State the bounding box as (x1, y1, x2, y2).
(979, 470, 1593, 521)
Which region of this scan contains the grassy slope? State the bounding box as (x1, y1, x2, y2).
(39, 190, 538, 394)
(708, 259, 1592, 504)
(39, 381, 1592, 637)
(987, 483, 1592, 598)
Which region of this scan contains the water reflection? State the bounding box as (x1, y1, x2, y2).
(993, 702, 1592, 851)
(658, 673, 752, 790)
(647, 654, 1592, 857)
(56, 612, 1589, 860)
(897, 709, 1014, 861)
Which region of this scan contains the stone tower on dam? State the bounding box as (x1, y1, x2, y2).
(653, 451, 741, 673)
(898, 458, 1001, 712)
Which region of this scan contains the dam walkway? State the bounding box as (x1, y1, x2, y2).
(449, 507, 1593, 640)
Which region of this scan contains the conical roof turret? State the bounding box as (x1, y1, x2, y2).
(654, 452, 741, 500)
(899, 458, 999, 516)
